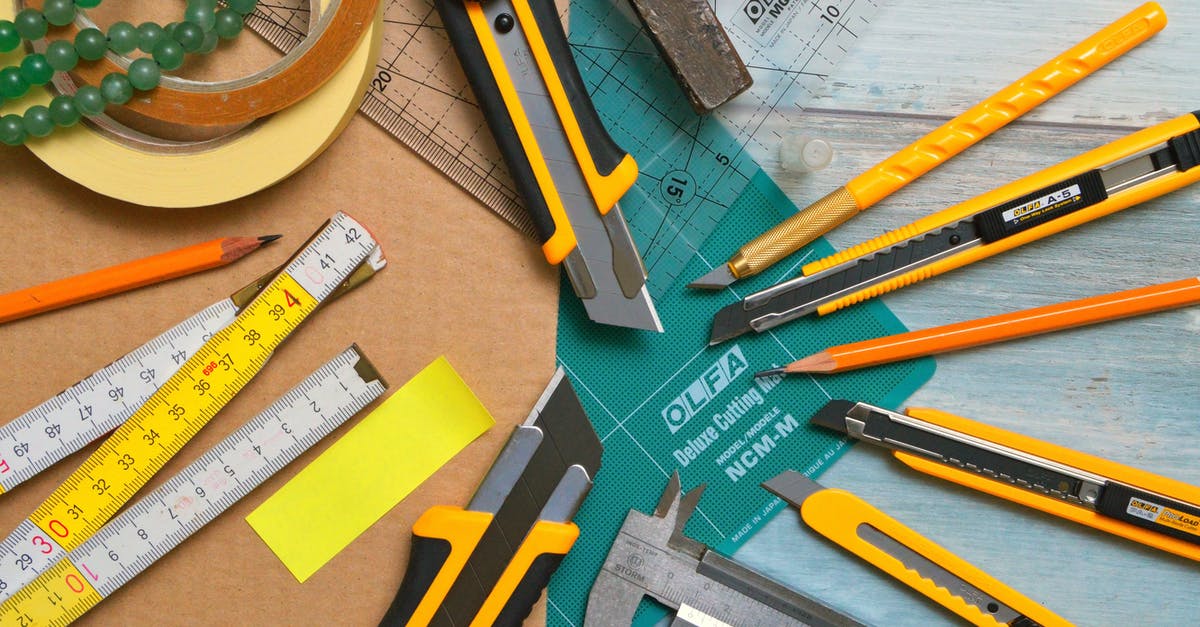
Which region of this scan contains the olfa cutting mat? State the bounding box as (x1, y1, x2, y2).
(551, 172, 935, 626)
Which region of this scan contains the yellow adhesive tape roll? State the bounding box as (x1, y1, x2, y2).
(0, 1, 382, 208)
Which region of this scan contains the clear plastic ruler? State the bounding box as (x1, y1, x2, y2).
(0, 346, 388, 625)
(245, 0, 878, 291)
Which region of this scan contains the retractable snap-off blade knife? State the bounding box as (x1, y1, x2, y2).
(586, 472, 864, 627)
(708, 111, 1200, 345)
(435, 0, 662, 332)
(811, 400, 1200, 562)
(763, 471, 1068, 627)
(378, 368, 602, 627)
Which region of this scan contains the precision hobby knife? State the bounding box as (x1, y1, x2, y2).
(378, 368, 602, 626)
(586, 472, 863, 627)
(435, 0, 662, 331)
(763, 471, 1067, 627)
(708, 111, 1200, 345)
(811, 400, 1200, 562)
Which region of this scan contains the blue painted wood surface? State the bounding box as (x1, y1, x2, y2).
(730, 1, 1200, 625)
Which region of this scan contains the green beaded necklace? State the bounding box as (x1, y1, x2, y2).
(0, 0, 259, 146)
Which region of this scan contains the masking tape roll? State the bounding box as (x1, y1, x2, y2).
(0, 1, 382, 208)
(24, 0, 379, 127)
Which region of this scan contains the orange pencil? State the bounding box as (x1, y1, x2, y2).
(0, 235, 281, 325)
(756, 276, 1200, 376)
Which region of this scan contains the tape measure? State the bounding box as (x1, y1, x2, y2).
(0, 211, 380, 603)
(0, 248, 384, 496)
(0, 345, 388, 626)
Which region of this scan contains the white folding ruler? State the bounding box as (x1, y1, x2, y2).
(0, 248, 383, 495)
(0, 346, 387, 625)
(245, 0, 877, 289)
(0, 212, 382, 604)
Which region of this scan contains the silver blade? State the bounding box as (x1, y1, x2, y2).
(476, 0, 662, 332)
(688, 264, 737, 290)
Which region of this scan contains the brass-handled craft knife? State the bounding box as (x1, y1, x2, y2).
(378, 368, 602, 626)
(688, 2, 1166, 290)
(708, 111, 1200, 345)
(763, 471, 1069, 627)
(810, 400, 1200, 562)
(435, 0, 662, 331)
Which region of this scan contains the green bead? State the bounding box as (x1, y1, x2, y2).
(198, 30, 217, 55)
(213, 9, 242, 40)
(227, 0, 257, 16)
(22, 105, 53, 137)
(184, 4, 215, 32)
(164, 22, 178, 41)
(0, 66, 28, 100)
(14, 9, 47, 41)
(48, 94, 80, 126)
(152, 39, 185, 71)
(127, 57, 160, 91)
(74, 0, 100, 7)
(45, 39, 78, 71)
(106, 21, 138, 54)
(188, 0, 218, 11)
(0, 20, 20, 53)
(99, 72, 132, 104)
(173, 21, 204, 52)
(19, 53, 53, 86)
(0, 114, 25, 146)
(73, 84, 105, 116)
(74, 27, 108, 61)
(42, 0, 75, 27)
(136, 22, 164, 53)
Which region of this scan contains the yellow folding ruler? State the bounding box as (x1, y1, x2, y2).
(0, 247, 383, 495)
(0, 212, 381, 605)
(0, 346, 387, 625)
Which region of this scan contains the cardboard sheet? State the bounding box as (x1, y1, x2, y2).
(246, 356, 494, 582)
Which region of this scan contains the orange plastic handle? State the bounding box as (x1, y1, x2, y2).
(824, 276, 1200, 371)
(846, 2, 1166, 208)
(799, 488, 1071, 626)
(896, 407, 1200, 562)
(799, 112, 1200, 318)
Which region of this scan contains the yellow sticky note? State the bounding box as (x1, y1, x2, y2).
(246, 356, 494, 582)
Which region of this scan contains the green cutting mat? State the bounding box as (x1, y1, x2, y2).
(550, 170, 935, 625)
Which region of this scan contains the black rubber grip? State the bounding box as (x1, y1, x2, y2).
(492, 551, 568, 627)
(524, 0, 629, 176)
(1096, 482, 1200, 546)
(378, 535, 454, 627)
(433, 0, 558, 243)
(974, 171, 1108, 243)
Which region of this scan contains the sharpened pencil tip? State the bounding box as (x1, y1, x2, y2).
(754, 367, 787, 379)
(258, 234, 283, 245)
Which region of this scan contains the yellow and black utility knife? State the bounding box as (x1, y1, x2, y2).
(709, 111, 1200, 344)
(378, 368, 602, 627)
(763, 471, 1069, 627)
(811, 400, 1200, 562)
(435, 0, 662, 331)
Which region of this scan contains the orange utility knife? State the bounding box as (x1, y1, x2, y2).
(763, 471, 1068, 627)
(378, 369, 601, 627)
(811, 400, 1200, 562)
(434, 0, 661, 331)
(689, 2, 1166, 290)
